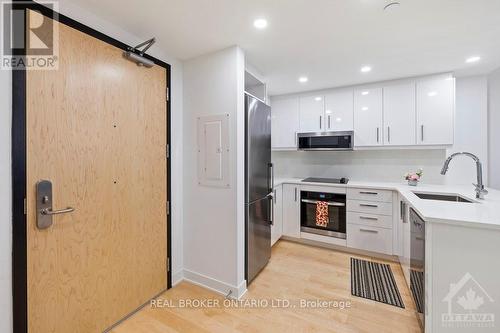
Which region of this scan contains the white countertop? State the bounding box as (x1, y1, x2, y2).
(274, 177, 500, 230)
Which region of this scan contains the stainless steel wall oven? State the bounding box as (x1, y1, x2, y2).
(300, 190, 346, 239)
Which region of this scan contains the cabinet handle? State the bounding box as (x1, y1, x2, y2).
(421, 125, 424, 142)
(360, 228, 378, 234)
(328, 115, 331, 129)
(294, 187, 297, 202)
(359, 191, 378, 195)
(360, 203, 378, 208)
(387, 126, 390, 143)
(376, 127, 379, 143)
(319, 116, 322, 130)
(359, 216, 378, 221)
(273, 189, 276, 205)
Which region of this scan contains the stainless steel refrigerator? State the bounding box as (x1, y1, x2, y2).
(245, 93, 273, 284)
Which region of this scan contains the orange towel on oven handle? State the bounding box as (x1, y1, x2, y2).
(315, 201, 329, 227)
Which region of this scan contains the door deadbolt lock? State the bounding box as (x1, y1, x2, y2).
(36, 180, 75, 229)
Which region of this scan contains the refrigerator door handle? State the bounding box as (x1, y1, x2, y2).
(269, 194, 274, 226)
(268, 163, 274, 192)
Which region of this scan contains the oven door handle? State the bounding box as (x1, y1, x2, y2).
(301, 199, 345, 207)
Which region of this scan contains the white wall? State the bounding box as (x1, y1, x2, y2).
(488, 68, 500, 190)
(445, 75, 488, 186)
(0, 2, 184, 331)
(273, 75, 489, 186)
(182, 46, 246, 297)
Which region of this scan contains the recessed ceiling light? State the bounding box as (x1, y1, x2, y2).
(427, 91, 438, 97)
(361, 66, 372, 73)
(298, 76, 308, 83)
(253, 18, 268, 29)
(361, 91, 369, 95)
(466, 56, 481, 63)
(315, 97, 322, 101)
(361, 107, 369, 111)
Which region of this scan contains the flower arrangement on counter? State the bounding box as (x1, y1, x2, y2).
(405, 168, 423, 186)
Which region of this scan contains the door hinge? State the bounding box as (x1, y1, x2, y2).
(167, 257, 170, 272)
(166, 144, 170, 159)
(166, 201, 170, 215)
(166, 87, 169, 102)
(24, 198, 27, 215)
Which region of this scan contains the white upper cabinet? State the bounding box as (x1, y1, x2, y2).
(299, 95, 325, 132)
(383, 83, 416, 146)
(271, 73, 455, 150)
(324, 90, 354, 131)
(416, 75, 454, 145)
(271, 96, 300, 149)
(353, 88, 383, 146)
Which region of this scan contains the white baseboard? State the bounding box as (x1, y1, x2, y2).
(183, 269, 247, 299)
(172, 270, 184, 286)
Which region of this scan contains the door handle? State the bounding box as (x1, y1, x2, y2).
(36, 180, 75, 229)
(41, 207, 75, 215)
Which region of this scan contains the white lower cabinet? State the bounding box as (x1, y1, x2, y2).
(279, 183, 397, 256)
(271, 185, 283, 246)
(398, 196, 411, 287)
(347, 187, 394, 255)
(282, 184, 300, 238)
(347, 212, 392, 229)
(347, 224, 393, 255)
(347, 200, 393, 216)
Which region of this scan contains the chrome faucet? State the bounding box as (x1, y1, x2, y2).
(440, 152, 488, 199)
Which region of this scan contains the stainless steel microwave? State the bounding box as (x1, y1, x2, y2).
(297, 131, 354, 151)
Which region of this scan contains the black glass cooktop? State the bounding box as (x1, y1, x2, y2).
(301, 177, 349, 184)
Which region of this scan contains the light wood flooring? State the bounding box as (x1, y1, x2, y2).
(112, 240, 422, 333)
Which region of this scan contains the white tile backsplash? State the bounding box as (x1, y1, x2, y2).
(273, 149, 447, 184)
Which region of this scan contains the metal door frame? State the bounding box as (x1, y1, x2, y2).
(11, 1, 172, 331)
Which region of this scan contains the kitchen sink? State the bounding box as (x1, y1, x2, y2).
(413, 192, 474, 203)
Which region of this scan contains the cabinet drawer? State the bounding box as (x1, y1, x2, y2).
(347, 223, 393, 255)
(347, 187, 393, 203)
(347, 199, 392, 216)
(347, 212, 392, 229)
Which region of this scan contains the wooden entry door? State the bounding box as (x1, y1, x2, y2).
(25, 10, 168, 332)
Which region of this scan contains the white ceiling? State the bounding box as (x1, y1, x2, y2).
(65, 0, 500, 95)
